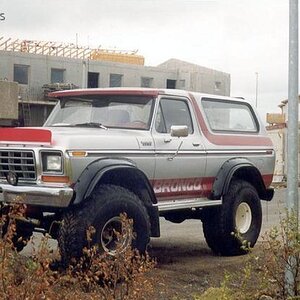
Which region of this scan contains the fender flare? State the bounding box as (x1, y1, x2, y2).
(71, 158, 132, 205)
(72, 158, 157, 204)
(211, 158, 274, 201)
(71, 158, 160, 237)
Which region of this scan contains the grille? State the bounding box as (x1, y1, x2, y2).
(0, 150, 36, 181)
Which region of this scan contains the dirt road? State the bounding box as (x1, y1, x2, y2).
(146, 188, 286, 298)
(153, 187, 285, 248)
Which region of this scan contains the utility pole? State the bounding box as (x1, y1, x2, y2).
(255, 72, 258, 108)
(285, 0, 299, 296)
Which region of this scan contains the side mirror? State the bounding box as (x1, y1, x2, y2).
(170, 125, 189, 137)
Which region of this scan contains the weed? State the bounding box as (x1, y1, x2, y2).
(260, 211, 300, 298)
(0, 206, 157, 300)
(194, 210, 300, 299)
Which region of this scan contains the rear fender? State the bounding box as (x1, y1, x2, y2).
(211, 158, 274, 201)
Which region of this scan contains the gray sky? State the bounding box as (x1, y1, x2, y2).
(1, 0, 290, 120)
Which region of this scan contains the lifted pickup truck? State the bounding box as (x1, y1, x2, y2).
(0, 88, 274, 263)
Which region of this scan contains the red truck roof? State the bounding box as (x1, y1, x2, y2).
(48, 88, 161, 98)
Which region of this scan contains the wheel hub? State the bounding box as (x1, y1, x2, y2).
(235, 202, 252, 234)
(100, 216, 132, 254)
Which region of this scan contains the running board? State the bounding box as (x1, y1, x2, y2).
(154, 198, 222, 212)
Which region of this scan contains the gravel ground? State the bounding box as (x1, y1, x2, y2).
(21, 187, 287, 299)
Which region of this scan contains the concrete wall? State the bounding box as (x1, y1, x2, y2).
(158, 59, 231, 96)
(0, 80, 18, 123)
(0, 51, 231, 126)
(0, 51, 230, 96)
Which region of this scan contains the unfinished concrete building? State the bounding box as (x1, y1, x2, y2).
(0, 37, 231, 126)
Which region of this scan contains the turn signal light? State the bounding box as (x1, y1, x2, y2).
(69, 151, 87, 157)
(41, 175, 70, 183)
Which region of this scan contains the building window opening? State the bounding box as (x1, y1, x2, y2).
(215, 81, 222, 91)
(141, 77, 153, 88)
(14, 64, 29, 85)
(51, 68, 65, 83)
(109, 74, 123, 87)
(166, 79, 176, 89)
(88, 72, 99, 88)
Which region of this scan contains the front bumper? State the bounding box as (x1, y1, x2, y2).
(0, 183, 74, 207)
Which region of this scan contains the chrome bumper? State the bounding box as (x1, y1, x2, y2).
(0, 183, 74, 207)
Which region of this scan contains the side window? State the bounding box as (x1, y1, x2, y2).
(109, 74, 123, 87)
(201, 98, 258, 132)
(155, 99, 193, 134)
(51, 68, 65, 83)
(14, 64, 29, 84)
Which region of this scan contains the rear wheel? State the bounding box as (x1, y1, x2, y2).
(58, 184, 151, 265)
(202, 180, 262, 256)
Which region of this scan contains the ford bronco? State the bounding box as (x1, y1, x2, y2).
(0, 88, 275, 263)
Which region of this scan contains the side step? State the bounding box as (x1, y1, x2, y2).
(154, 198, 222, 212)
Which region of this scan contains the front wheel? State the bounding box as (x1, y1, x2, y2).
(202, 180, 262, 256)
(58, 184, 151, 265)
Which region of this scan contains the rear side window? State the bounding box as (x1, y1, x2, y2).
(201, 98, 258, 133)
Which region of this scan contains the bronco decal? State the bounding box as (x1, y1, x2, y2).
(152, 177, 214, 199)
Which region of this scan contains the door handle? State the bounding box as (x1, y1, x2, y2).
(164, 138, 172, 143)
(192, 142, 200, 147)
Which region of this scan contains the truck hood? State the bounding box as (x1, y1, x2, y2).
(0, 127, 148, 150)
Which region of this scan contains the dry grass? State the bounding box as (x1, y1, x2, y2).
(0, 206, 157, 300)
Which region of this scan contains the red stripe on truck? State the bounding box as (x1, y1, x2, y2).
(49, 89, 160, 98)
(151, 174, 273, 199)
(188, 93, 273, 147)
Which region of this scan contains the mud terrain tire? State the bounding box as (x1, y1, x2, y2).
(202, 180, 262, 256)
(58, 184, 151, 265)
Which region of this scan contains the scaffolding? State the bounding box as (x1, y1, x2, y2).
(0, 37, 144, 65)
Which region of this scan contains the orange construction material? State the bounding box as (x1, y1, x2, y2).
(90, 50, 144, 65)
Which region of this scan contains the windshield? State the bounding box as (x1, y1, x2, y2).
(44, 95, 155, 130)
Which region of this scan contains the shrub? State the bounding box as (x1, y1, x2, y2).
(0, 206, 157, 300)
(260, 211, 300, 298)
(195, 210, 300, 299)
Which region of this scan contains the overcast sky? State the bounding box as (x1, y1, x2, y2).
(1, 0, 290, 121)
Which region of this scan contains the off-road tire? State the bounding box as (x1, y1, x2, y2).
(58, 184, 151, 266)
(202, 179, 262, 256)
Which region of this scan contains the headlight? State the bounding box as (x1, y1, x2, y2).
(41, 152, 63, 173)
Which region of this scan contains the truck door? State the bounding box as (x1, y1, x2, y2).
(151, 96, 207, 204)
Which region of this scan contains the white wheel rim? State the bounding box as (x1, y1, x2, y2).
(235, 202, 252, 234)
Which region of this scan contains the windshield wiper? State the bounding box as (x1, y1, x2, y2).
(74, 122, 108, 130)
(49, 123, 73, 127)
